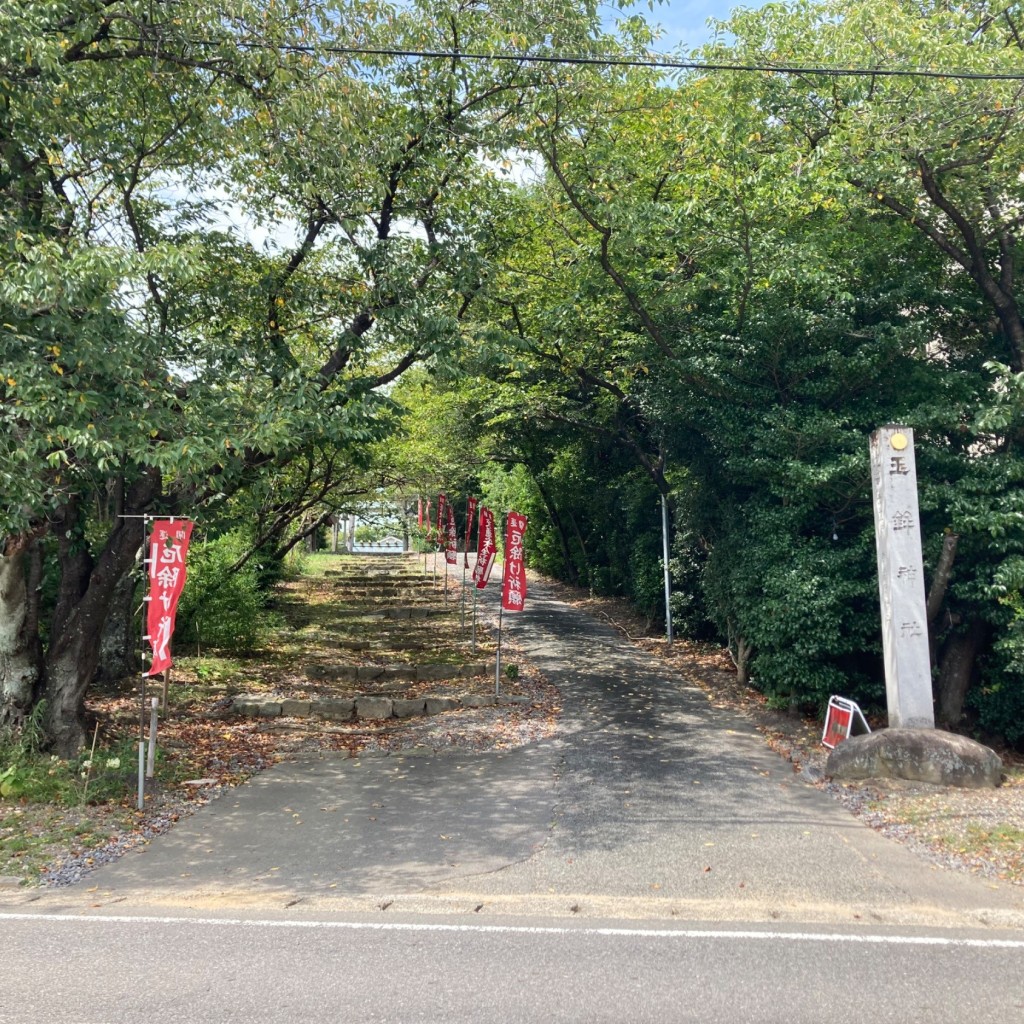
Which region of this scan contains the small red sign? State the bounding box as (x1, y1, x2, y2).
(822, 696, 870, 749)
(823, 705, 852, 749)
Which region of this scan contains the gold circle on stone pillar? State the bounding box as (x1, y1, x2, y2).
(890, 432, 908, 451)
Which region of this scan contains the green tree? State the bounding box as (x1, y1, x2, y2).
(460, 2, 1024, 732)
(0, 0, 614, 753)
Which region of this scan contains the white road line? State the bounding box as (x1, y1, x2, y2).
(1, 912, 1023, 948)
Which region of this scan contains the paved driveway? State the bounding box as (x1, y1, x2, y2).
(31, 581, 1024, 927)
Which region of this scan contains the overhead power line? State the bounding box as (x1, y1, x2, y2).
(107, 33, 1024, 81)
(312, 44, 1024, 82)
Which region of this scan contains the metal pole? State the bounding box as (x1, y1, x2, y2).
(146, 697, 158, 778)
(472, 587, 477, 652)
(661, 493, 674, 645)
(461, 560, 467, 628)
(140, 516, 149, 743)
(495, 602, 503, 697)
(495, 527, 508, 695)
(139, 515, 150, 809)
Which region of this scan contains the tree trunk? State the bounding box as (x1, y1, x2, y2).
(926, 531, 959, 669)
(728, 626, 754, 686)
(41, 469, 160, 756)
(96, 562, 141, 685)
(565, 510, 590, 584)
(926, 533, 959, 625)
(0, 542, 42, 731)
(935, 618, 986, 730)
(49, 498, 93, 646)
(532, 475, 579, 586)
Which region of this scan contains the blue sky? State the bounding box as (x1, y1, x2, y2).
(608, 1, 768, 52)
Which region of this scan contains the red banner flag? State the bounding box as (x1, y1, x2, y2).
(464, 497, 478, 568)
(444, 500, 458, 565)
(436, 493, 447, 539)
(473, 507, 497, 589)
(145, 519, 194, 676)
(501, 511, 528, 612)
(425, 498, 433, 541)
(417, 497, 423, 528)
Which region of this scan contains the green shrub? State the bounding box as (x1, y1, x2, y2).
(175, 531, 273, 651)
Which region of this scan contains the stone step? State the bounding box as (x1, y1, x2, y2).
(304, 662, 494, 684)
(230, 690, 530, 722)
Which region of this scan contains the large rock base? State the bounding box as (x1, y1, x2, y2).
(826, 729, 1002, 789)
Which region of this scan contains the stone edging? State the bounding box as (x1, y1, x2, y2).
(304, 661, 495, 684)
(231, 692, 531, 722)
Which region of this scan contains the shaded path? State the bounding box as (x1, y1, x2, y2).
(432, 580, 1024, 925)
(31, 579, 1024, 926)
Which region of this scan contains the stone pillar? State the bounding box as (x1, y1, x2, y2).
(869, 426, 935, 728)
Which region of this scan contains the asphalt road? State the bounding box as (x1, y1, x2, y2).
(0, 913, 1019, 1024)
(1, 912, 1023, 1023)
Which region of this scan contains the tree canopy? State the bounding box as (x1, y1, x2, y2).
(4, 0, 1024, 752)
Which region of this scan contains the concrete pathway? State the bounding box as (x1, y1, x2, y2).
(34, 581, 1024, 927)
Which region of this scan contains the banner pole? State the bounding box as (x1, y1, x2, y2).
(472, 586, 477, 652)
(461, 560, 467, 628)
(495, 601, 503, 697)
(495, 522, 508, 696)
(146, 697, 158, 778)
(661, 492, 674, 645)
(138, 514, 150, 809)
(138, 741, 146, 811)
(140, 515, 149, 743)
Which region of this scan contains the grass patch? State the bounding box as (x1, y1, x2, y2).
(1, 804, 137, 883)
(965, 823, 1024, 847)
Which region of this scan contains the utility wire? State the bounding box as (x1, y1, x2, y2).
(107, 32, 1024, 81)
(314, 44, 1024, 81)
